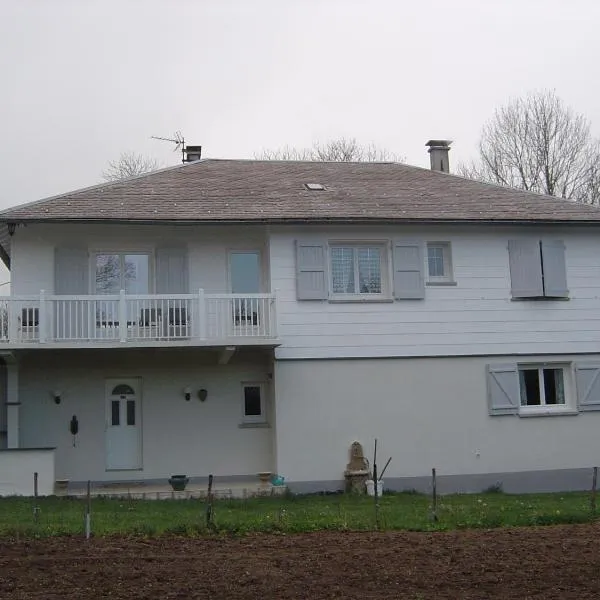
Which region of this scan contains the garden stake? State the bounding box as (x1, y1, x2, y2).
(431, 468, 438, 522)
(591, 466, 598, 515)
(206, 474, 214, 529)
(378, 457, 392, 481)
(373, 439, 380, 530)
(85, 480, 91, 539)
(33, 472, 40, 524)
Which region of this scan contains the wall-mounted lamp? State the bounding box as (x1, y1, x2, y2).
(52, 390, 62, 405)
(198, 388, 208, 402)
(7, 223, 16, 237)
(183, 386, 192, 401)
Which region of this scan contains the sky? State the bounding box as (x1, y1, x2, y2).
(1, 0, 600, 210)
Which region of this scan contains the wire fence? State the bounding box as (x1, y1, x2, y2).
(0, 467, 598, 539)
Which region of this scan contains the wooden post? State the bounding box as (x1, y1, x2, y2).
(591, 467, 598, 515)
(119, 290, 127, 342)
(85, 480, 91, 539)
(373, 439, 380, 530)
(38, 290, 46, 343)
(431, 468, 438, 522)
(33, 472, 39, 524)
(206, 474, 214, 529)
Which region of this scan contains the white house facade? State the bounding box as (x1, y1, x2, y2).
(1, 151, 600, 494)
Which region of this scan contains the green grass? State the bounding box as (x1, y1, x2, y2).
(0, 490, 596, 538)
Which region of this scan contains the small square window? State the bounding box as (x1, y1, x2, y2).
(426, 242, 453, 283)
(242, 383, 266, 424)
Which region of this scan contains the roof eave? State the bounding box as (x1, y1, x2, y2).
(2, 216, 600, 227)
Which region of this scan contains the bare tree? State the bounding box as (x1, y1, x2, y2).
(458, 91, 600, 204)
(102, 152, 162, 181)
(257, 137, 403, 162)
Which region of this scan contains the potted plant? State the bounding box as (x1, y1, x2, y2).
(168, 474, 189, 491)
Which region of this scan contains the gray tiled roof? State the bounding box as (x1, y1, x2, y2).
(3, 159, 600, 224)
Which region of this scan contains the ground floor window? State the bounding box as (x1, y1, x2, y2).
(241, 383, 266, 424)
(518, 365, 569, 412)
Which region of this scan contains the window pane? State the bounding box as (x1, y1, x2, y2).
(230, 252, 260, 293)
(519, 369, 540, 405)
(244, 386, 262, 416)
(124, 255, 149, 294)
(96, 255, 121, 294)
(111, 400, 120, 426)
(126, 400, 136, 426)
(428, 246, 445, 277)
(331, 247, 355, 293)
(358, 248, 381, 293)
(543, 369, 565, 405)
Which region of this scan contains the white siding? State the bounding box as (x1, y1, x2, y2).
(18, 350, 274, 482)
(270, 225, 600, 359)
(10, 223, 270, 295)
(274, 356, 600, 484)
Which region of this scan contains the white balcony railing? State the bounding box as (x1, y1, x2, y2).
(0, 291, 278, 345)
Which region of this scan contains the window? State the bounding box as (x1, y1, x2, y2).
(519, 366, 566, 408)
(95, 253, 150, 295)
(488, 362, 575, 416)
(241, 383, 267, 424)
(508, 239, 568, 299)
(426, 242, 453, 283)
(330, 245, 385, 297)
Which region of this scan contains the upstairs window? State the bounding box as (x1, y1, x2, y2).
(508, 239, 568, 299)
(95, 253, 150, 295)
(426, 242, 454, 284)
(330, 245, 385, 297)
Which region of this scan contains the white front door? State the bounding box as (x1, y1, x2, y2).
(105, 379, 142, 470)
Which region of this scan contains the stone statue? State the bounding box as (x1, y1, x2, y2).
(344, 441, 370, 493)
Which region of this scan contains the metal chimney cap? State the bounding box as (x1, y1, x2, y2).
(425, 139, 452, 149)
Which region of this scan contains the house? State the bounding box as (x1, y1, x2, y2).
(1, 140, 600, 496)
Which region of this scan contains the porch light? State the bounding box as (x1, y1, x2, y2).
(198, 388, 208, 402)
(183, 387, 192, 401)
(52, 390, 62, 405)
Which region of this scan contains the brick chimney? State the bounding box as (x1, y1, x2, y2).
(425, 140, 452, 173)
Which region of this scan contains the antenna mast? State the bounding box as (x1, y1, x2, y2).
(151, 131, 186, 163)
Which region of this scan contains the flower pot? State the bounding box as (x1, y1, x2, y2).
(168, 475, 189, 491)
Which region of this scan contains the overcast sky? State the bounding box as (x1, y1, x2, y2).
(1, 0, 599, 210)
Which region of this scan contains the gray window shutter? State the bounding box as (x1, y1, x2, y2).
(295, 240, 328, 300)
(508, 239, 544, 298)
(487, 364, 520, 416)
(156, 247, 189, 293)
(393, 240, 424, 299)
(54, 247, 89, 294)
(541, 240, 568, 298)
(575, 364, 600, 412)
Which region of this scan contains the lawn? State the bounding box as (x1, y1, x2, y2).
(0, 490, 596, 538)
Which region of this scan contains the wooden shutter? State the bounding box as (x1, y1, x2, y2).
(508, 239, 543, 298)
(541, 240, 568, 298)
(295, 240, 328, 300)
(54, 247, 89, 294)
(393, 240, 425, 299)
(487, 364, 520, 416)
(156, 247, 189, 293)
(575, 363, 600, 412)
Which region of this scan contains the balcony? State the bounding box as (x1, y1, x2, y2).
(0, 291, 279, 348)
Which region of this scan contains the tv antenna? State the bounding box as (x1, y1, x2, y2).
(151, 131, 186, 163)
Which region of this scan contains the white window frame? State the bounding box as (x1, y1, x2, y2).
(328, 242, 390, 300)
(241, 382, 267, 425)
(426, 242, 454, 284)
(517, 363, 575, 416)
